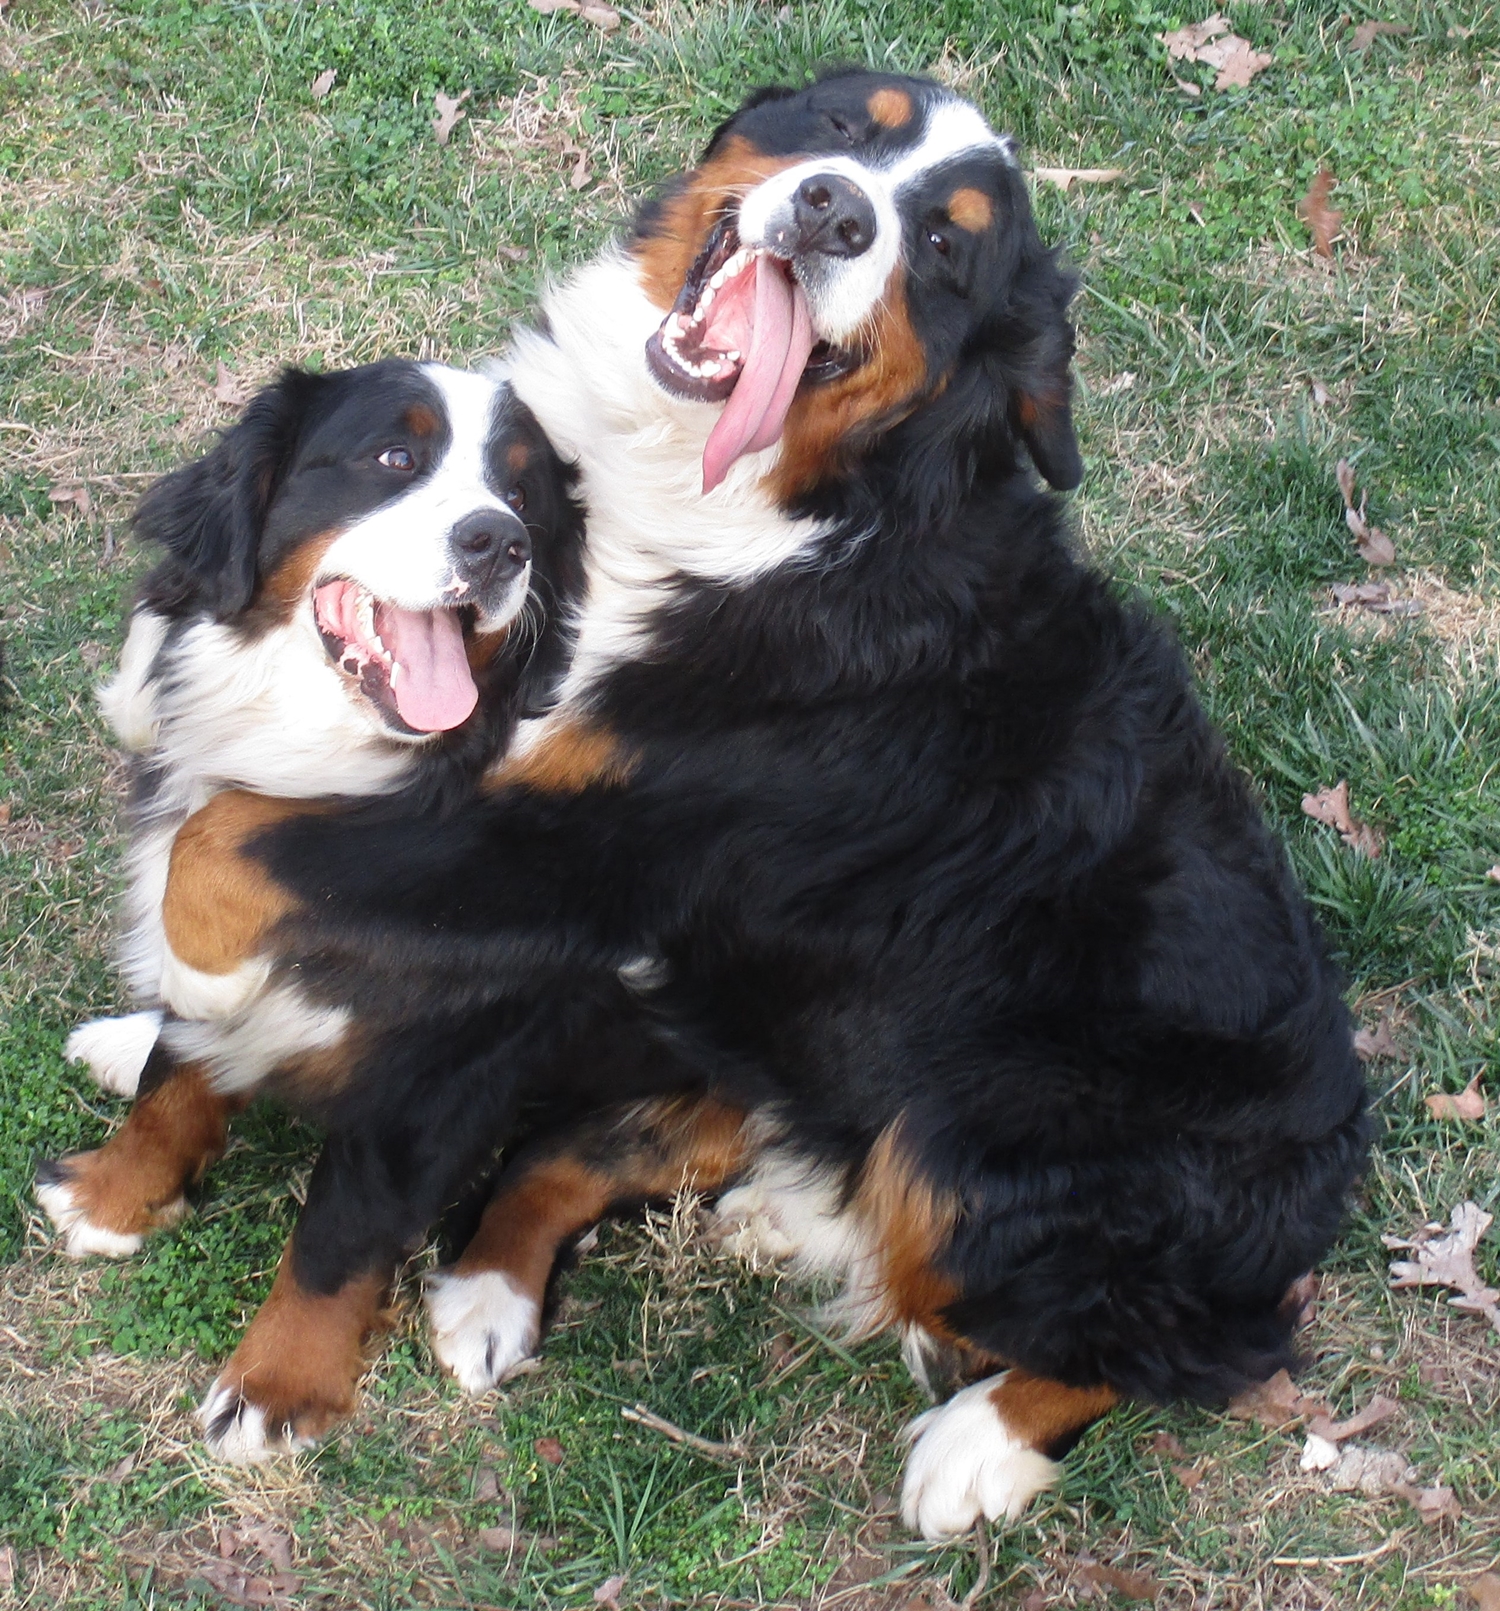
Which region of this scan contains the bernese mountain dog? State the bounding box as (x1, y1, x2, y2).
(35, 360, 584, 1264)
(131, 71, 1365, 1530)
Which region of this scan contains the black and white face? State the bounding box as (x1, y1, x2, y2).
(140, 360, 578, 741)
(632, 72, 1080, 498)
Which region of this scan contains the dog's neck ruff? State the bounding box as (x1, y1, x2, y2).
(505, 248, 829, 738)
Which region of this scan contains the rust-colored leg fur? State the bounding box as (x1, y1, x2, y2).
(200, 1243, 389, 1462)
(36, 1061, 242, 1258)
(426, 1095, 751, 1393)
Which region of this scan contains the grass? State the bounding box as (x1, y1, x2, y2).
(2, 0, 1499, 1604)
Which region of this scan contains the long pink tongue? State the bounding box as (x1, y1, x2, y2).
(701, 256, 817, 493)
(380, 606, 478, 732)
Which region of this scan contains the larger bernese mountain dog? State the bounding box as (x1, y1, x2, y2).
(147, 71, 1364, 1534)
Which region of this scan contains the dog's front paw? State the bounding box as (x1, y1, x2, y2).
(425, 1269, 541, 1394)
(198, 1379, 325, 1464)
(899, 1377, 1059, 1540)
(35, 1155, 185, 1259)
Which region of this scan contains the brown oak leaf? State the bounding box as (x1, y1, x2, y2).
(1301, 780, 1383, 858)
(432, 89, 471, 146)
(1468, 1573, 1500, 1611)
(1076, 1557, 1159, 1601)
(534, 1436, 565, 1465)
(212, 360, 253, 407)
(1351, 20, 1411, 50)
(1298, 170, 1341, 257)
(1227, 1367, 1324, 1426)
(47, 483, 92, 517)
(1353, 1013, 1398, 1061)
(1425, 1075, 1486, 1122)
(1385, 1202, 1500, 1334)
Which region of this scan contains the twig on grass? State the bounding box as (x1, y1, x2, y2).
(620, 1402, 746, 1461)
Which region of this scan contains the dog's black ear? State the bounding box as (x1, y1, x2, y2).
(134, 369, 318, 619)
(702, 83, 796, 159)
(1002, 248, 1084, 492)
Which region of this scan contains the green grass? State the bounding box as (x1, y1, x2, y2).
(3, 0, 1499, 1604)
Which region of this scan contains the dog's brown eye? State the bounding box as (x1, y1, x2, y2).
(927, 229, 951, 255)
(377, 446, 415, 472)
(504, 484, 526, 513)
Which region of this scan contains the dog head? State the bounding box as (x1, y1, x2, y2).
(134, 361, 580, 741)
(632, 71, 1081, 500)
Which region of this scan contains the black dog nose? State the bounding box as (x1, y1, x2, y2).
(451, 509, 531, 588)
(791, 172, 877, 258)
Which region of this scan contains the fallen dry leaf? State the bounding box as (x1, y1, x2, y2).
(1469, 1573, 1500, 1611)
(1158, 15, 1272, 88)
(1333, 460, 1396, 565)
(1174, 75, 1203, 96)
(1301, 780, 1383, 858)
(534, 1436, 566, 1465)
(530, 0, 620, 27)
(478, 1525, 517, 1552)
(1298, 170, 1342, 258)
(474, 1465, 501, 1503)
(1488, 865, 1500, 884)
(1351, 19, 1411, 50)
(1386, 1202, 1500, 1334)
(1227, 1367, 1324, 1426)
(193, 1558, 300, 1607)
(432, 89, 471, 146)
(1300, 1432, 1340, 1470)
(1397, 1480, 1461, 1524)
(1354, 1013, 1397, 1060)
(1307, 1393, 1399, 1442)
(212, 360, 252, 408)
(570, 148, 591, 190)
(1033, 167, 1126, 192)
(594, 1575, 627, 1609)
(1330, 580, 1422, 617)
(47, 483, 92, 517)
(1149, 1431, 1186, 1457)
(1336, 456, 1358, 508)
(1286, 1269, 1320, 1329)
(1076, 1557, 1159, 1601)
(1173, 1462, 1206, 1489)
(1327, 1445, 1414, 1495)
(1021, 1592, 1051, 1611)
(0, 1548, 15, 1591)
(1426, 1075, 1486, 1122)
(310, 68, 336, 98)
(1310, 378, 1331, 407)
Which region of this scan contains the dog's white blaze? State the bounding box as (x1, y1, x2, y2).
(900, 1375, 1059, 1539)
(65, 1010, 163, 1097)
(425, 1269, 541, 1393)
(319, 365, 527, 618)
(738, 94, 1013, 346)
(163, 982, 350, 1094)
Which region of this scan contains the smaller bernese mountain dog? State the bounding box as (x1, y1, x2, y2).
(36, 360, 584, 1262)
(95, 73, 1366, 1530)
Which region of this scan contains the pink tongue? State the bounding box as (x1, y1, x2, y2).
(701, 256, 817, 493)
(380, 605, 478, 732)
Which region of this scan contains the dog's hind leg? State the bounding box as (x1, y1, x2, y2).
(427, 1094, 752, 1393)
(36, 1051, 243, 1258)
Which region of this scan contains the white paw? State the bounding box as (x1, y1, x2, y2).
(34, 1174, 147, 1259)
(425, 1269, 541, 1394)
(65, 1011, 162, 1097)
(198, 1381, 315, 1464)
(899, 1377, 1059, 1540)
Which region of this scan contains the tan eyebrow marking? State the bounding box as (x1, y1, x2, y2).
(868, 87, 913, 128)
(947, 187, 993, 232)
(404, 403, 440, 436)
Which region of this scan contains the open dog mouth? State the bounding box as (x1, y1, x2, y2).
(645, 218, 862, 491)
(313, 577, 479, 735)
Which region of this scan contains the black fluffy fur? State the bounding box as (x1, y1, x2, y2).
(260, 76, 1368, 1407)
